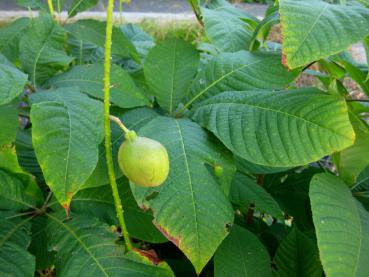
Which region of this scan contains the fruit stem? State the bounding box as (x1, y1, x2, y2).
(109, 115, 130, 134)
(47, 0, 55, 18)
(103, 0, 132, 251)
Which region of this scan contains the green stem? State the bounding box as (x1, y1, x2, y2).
(187, 0, 204, 26)
(47, 0, 55, 17)
(103, 0, 132, 251)
(119, 0, 123, 25)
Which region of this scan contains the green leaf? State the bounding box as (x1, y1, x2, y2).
(340, 60, 369, 97)
(30, 88, 104, 206)
(309, 173, 369, 277)
(130, 117, 234, 274)
(334, 113, 369, 185)
(71, 180, 167, 243)
(214, 224, 272, 277)
(353, 165, 369, 210)
(29, 216, 55, 270)
(45, 212, 174, 276)
(48, 63, 150, 108)
(0, 53, 14, 67)
(0, 17, 30, 62)
(280, 0, 369, 69)
(268, 168, 320, 231)
(16, 0, 46, 9)
(235, 156, 291, 175)
(68, 0, 99, 17)
(19, 15, 73, 85)
(202, 7, 253, 52)
(191, 89, 355, 167)
(0, 145, 23, 173)
(66, 20, 139, 62)
(15, 130, 43, 181)
(230, 172, 283, 220)
(0, 217, 35, 277)
(0, 104, 18, 146)
(0, 64, 28, 106)
(0, 169, 41, 212)
(144, 39, 199, 114)
(186, 51, 298, 106)
(120, 24, 155, 59)
(273, 227, 323, 277)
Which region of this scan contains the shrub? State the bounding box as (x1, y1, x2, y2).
(1, 0, 369, 276)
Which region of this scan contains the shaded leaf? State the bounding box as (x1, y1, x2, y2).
(48, 63, 150, 108)
(214, 224, 272, 277)
(273, 227, 322, 277)
(19, 15, 73, 85)
(230, 172, 283, 220)
(334, 112, 369, 185)
(71, 179, 167, 243)
(235, 156, 291, 175)
(15, 130, 43, 181)
(202, 7, 253, 52)
(144, 39, 199, 114)
(66, 20, 139, 62)
(0, 169, 41, 212)
(45, 212, 174, 276)
(120, 24, 155, 59)
(0, 103, 18, 146)
(29, 216, 55, 270)
(0, 64, 28, 105)
(68, 0, 98, 17)
(0, 17, 30, 62)
(0, 217, 35, 277)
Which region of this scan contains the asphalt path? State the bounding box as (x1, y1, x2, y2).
(0, 0, 267, 16)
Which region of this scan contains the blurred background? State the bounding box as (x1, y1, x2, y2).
(0, 0, 270, 12)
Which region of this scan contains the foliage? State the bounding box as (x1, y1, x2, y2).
(1, 0, 369, 276)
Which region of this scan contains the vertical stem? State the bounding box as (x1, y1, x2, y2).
(187, 0, 204, 26)
(57, 0, 61, 14)
(47, 0, 55, 18)
(119, 0, 123, 25)
(103, 0, 132, 251)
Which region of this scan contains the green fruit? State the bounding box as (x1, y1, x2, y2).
(214, 165, 224, 177)
(118, 131, 169, 187)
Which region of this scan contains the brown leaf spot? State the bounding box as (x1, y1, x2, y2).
(281, 53, 289, 69)
(133, 248, 161, 265)
(153, 220, 180, 247)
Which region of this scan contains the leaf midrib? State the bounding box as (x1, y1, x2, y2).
(175, 120, 200, 253)
(184, 55, 267, 108)
(46, 212, 110, 276)
(197, 101, 353, 141)
(169, 40, 178, 114)
(0, 217, 33, 248)
(0, 23, 28, 53)
(288, 2, 329, 62)
(32, 22, 60, 85)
